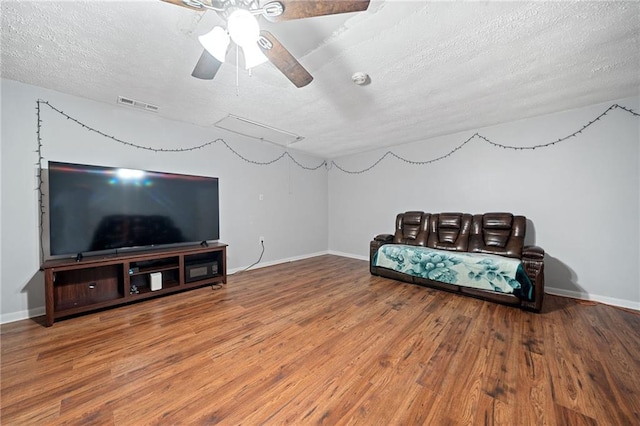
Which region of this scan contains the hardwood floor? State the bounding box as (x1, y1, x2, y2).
(2, 255, 639, 425)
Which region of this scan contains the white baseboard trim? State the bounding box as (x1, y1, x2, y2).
(1, 306, 45, 325)
(545, 286, 640, 311)
(327, 250, 368, 261)
(228, 250, 330, 275)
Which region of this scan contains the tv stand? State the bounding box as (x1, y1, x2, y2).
(41, 243, 227, 326)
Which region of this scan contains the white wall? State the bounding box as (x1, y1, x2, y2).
(0, 79, 328, 323)
(329, 96, 640, 310)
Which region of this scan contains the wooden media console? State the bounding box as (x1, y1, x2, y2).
(41, 243, 227, 326)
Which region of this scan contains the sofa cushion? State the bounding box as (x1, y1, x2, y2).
(393, 211, 429, 246)
(469, 213, 525, 258)
(427, 213, 472, 251)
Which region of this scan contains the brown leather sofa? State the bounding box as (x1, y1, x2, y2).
(370, 212, 545, 312)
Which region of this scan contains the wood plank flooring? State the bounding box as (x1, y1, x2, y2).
(2, 255, 639, 425)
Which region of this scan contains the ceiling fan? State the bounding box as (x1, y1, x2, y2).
(162, 0, 371, 88)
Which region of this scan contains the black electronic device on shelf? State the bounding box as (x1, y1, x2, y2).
(185, 261, 219, 283)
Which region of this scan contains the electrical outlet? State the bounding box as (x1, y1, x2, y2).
(259, 236, 265, 244)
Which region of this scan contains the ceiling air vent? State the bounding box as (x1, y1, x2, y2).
(117, 96, 159, 113)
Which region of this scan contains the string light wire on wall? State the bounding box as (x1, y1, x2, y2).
(36, 100, 638, 176)
(331, 103, 639, 174)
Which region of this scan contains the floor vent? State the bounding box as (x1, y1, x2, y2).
(117, 96, 159, 113)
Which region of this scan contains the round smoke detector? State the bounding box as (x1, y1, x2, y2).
(351, 72, 370, 85)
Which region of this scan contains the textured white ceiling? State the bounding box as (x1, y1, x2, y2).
(2, 0, 639, 158)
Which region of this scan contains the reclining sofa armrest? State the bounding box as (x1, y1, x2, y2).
(370, 235, 394, 275)
(522, 245, 544, 260)
(374, 234, 394, 243)
(521, 245, 545, 312)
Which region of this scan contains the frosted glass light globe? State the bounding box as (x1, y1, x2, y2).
(243, 41, 268, 69)
(227, 9, 260, 47)
(198, 26, 230, 62)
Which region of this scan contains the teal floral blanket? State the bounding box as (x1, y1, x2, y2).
(374, 245, 533, 301)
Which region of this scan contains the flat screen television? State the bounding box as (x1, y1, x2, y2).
(47, 161, 219, 258)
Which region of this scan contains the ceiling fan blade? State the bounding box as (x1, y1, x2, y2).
(263, 0, 370, 22)
(191, 50, 223, 80)
(258, 30, 313, 88)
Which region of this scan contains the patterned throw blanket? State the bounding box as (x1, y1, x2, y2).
(374, 244, 533, 301)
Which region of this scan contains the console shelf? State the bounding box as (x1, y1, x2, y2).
(41, 243, 227, 326)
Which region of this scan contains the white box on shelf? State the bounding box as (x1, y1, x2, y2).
(150, 272, 162, 291)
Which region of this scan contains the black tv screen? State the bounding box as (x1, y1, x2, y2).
(48, 161, 219, 257)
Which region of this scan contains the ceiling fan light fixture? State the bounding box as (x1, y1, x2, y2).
(198, 26, 230, 62)
(242, 42, 269, 69)
(227, 9, 260, 47)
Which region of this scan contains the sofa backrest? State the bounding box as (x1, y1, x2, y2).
(469, 213, 525, 258)
(427, 213, 472, 251)
(393, 211, 429, 246)
(391, 211, 526, 258)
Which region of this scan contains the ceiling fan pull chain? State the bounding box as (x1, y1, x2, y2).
(236, 44, 240, 97)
